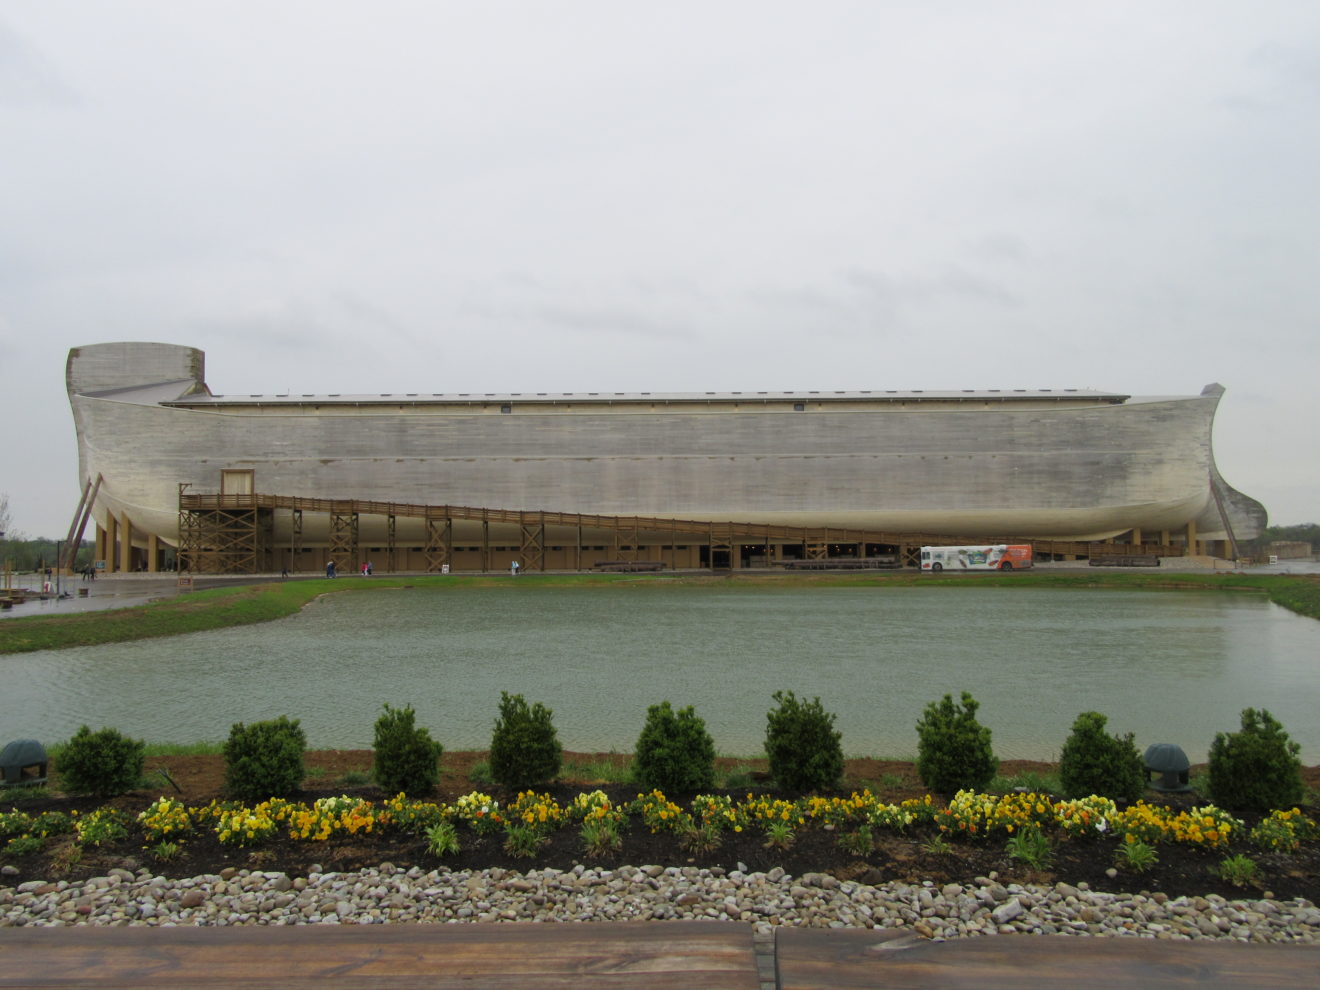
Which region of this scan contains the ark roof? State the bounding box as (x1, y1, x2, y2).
(159, 387, 1131, 407)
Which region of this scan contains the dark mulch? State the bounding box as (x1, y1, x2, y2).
(4, 753, 1319, 904)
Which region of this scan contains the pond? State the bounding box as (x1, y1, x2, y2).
(4, 585, 1318, 762)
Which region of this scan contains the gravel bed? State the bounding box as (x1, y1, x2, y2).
(3, 863, 1319, 942)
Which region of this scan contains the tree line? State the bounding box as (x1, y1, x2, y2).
(1251, 523, 1320, 552)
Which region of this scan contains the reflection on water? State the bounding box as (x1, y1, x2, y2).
(3, 586, 1318, 761)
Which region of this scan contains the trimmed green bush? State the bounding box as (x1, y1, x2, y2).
(1207, 708, 1303, 814)
(764, 690, 844, 793)
(56, 725, 145, 798)
(634, 701, 716, 794)
(489, 692, 562, 790)
(1058, 711, 1145, 802)
(223, 716, 306, 802)
(916, 691, 998, 796)
(372, 703, 443, 797)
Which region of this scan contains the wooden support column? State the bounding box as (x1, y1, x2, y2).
(104, 515, 118, 573)
(519, 513, 545, 572)
(290, 509, 303, 572)
(1130, 528, 1142, 549)
(481, 517, 489, 572)
(386, 514, 397, 572)
(328, 510, 359, 574)
(1186, 520, 1199, 556)
(63, 475, 101, 571)
(147, 533, 159, 573)
(575, 523, 583, 572)
(422, 515, 451, 573)
(95, 523, 108, 568)
(118, 514, 133, 573)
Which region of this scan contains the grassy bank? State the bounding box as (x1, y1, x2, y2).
(2, 570, 1317, 655)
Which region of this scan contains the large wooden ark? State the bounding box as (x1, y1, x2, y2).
(65, 342, 1265, 573)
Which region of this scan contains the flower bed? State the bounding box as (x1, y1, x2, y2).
(3, 786, 1319, 904)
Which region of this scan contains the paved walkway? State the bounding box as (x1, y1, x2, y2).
(0, 574, 301, 620)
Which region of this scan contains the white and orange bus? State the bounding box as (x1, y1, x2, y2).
(920, 544, 1033, 572)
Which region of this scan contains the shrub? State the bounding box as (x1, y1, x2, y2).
(763, 820, 795, 851)
(915, 692, 998, 796)
(372, 703, 443, 797)
(1005, 825, 1052, 869)
(764, 690, 844, 793)
(837, 825, 874, 857)
(56, 725, 145, 798)
(223, 716, 306, 803)
(426, 821, 460, 857)
(1114, 837, 1159, 874)
(1206, 708, 1303, 814)
(74, 808, 130, 847)
(503, 824, 546, 859)
(1058, 711, 1145, 802)
(489, 692, 562, 790)
(633, 701, 716, 794)
(580, 818, 622, 858)
(1217, 853, 1259, 887)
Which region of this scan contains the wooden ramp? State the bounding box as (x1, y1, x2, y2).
(774, 928, 1320, 989)
(0, 923, 761, 990)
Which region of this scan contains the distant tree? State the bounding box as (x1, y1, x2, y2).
(0, 495, 18, 578)
(0, 535, 91, 572)
(1259, 523, 1320, 551)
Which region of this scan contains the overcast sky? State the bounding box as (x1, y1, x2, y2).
(2, 1, 1317, 539)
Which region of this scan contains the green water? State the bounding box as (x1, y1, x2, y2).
(4, 585, 1317, 761)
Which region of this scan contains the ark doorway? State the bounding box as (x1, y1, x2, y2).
(699, 546, 732, 569)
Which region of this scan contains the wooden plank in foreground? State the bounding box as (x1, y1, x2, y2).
(775, 928, 1320, 989)
(0, 922, 760, 990)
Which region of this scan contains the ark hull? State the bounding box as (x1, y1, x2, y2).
(66, 342, 1266, 569)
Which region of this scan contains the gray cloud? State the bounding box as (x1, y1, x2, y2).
(0, 19, 78, 106)
(1, 1, 1318, 534)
